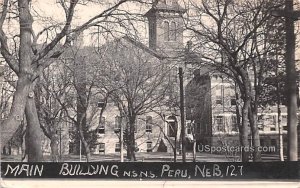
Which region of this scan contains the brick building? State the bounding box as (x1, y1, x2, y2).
(185, 67, 292, 153)
(67, 0, 188, 155)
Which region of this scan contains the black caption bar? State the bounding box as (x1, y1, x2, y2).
(0, 162, 299, 180)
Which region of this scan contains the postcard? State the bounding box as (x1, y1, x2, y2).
(0, 0, 299, 187)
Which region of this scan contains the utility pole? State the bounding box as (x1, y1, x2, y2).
(179, 67, 186, 162)
(285, 0, 298, 161)
(271, 0, 300, 162)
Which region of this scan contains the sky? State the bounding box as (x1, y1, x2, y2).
(0, 0, 300, 65)
(29, 0, 150, 46)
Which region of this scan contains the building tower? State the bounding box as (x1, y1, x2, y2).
(144, 0, 186, 55)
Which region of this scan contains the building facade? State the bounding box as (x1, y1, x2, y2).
(185, 68, 292, 154)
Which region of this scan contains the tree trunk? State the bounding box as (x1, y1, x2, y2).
(77, 122, 90, 162)
(129, 117, 136, 161)
(76, 67, 89, 161)
(120, 116, 124, 162)
(240, 98, 250, 162)
(82, 139, 91, 162)
(50, 134, 59, 162)
(1, 0, 34, 150)
(0, 76, 31, 149)
(174, 124, 178, 162)
(173, 145, 177, 162)
(126, 123, 131, 160)
(126, 139, 131, 160)
(25, 94, 43, 162)
(248, 107, 262, 161)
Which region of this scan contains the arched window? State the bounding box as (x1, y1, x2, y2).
(163, 21, 169, 41)
(170, 21, 176, 41)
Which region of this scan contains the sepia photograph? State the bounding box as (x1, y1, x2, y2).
(0, 0, 299, 186)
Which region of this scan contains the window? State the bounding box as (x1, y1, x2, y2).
(146, 116, 152, 133)
(216, 96, 222, 105)
(97, 116, 105, 134)
(168, 121, 176, 137)
(257, 115, 264, 129)
(163, 21, 169, 41)
(115, 142, 120, 152)
(114, 116, 121, 133)
(231, 116, 238, 132)
(230, 97, 236, 106)
(283, 126, 288, 131)
(265, 115, 276, 126)
(281, 115, 287, 123)
(147, 141, 152, 152)
(99, 143, 105, 153)
(272, 115, 277, 125)
(270, 127, 276, 131)
(170, 22, 176, 41)
(215, 116, 224, 132)
(271, 139, 276, 146)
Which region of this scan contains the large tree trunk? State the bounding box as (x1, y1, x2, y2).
(0, 76, 31, 149)
(25, 94, 43, 162)
(1, 0, 34, 150)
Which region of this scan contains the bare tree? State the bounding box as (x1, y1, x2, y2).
(184, 0, 282, 161)
(96, 37, 174, 161)
(0, 0, 149, 161)
(54, 47, 105, 162)
(35, 61, 73, 162)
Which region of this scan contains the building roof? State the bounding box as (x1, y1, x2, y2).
(122, 36, 168, 60)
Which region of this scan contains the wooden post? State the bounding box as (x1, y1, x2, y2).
(285, 0, 298, 161)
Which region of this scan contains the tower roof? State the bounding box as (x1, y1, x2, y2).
(144, 1, 186, 17)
